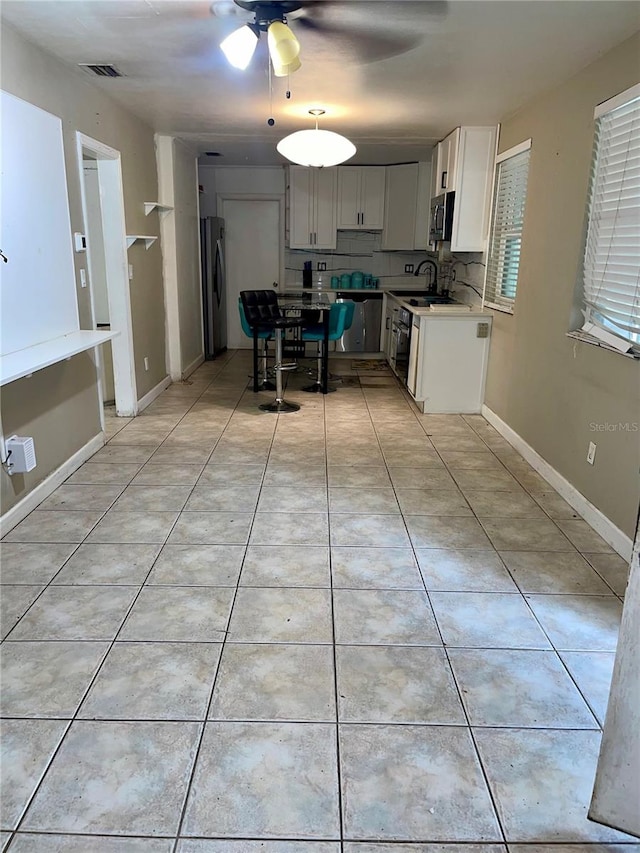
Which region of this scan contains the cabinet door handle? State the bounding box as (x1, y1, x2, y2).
(441, 171, 447, 190)
(386, 316, 391, 329)
(360, 212, 364, 225)
(309, 232, 312, 245)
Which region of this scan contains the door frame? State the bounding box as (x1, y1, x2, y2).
(76, 132, 137, 419)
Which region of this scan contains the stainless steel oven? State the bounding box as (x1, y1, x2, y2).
(389, 306, 411, 384)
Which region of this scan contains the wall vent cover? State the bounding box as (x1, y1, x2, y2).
(78, 63, 124, 78)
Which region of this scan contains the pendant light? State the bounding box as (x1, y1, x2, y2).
(277, 109, 356, 168)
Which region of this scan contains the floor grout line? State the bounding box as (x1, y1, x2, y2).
(0, 351, 628, 846)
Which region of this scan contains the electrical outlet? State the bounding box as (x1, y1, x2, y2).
(587, 441, 597, 465)
(144, 357, 149, 371)
(318, 262, 326, 271)
(404, 264, 414, 274)
(80, 269, 87, 288)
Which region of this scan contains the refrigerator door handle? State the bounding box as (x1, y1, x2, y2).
(214, 238, 225, 308)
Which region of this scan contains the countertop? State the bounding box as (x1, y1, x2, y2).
(386, 291, 491, 318)
(283, 287, 387, 295)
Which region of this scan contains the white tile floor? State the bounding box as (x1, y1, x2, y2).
(0, 350, 636, 852)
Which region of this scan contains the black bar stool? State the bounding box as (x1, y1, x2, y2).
(240, 290, 301, 413)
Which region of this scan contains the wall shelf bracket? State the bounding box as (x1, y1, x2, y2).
(143, 202, 173, 216)
(126, 235, 157, 250)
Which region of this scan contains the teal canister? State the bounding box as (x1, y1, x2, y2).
(330, 276, 339, 289)
(340, 273, 352, 289)
(351, 271, 364, 289)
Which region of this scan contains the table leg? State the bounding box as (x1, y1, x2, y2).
(321, 308, 330, 394)
(252, 331, 259, 392)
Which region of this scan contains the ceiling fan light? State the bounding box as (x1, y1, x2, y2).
(271, 54, 301, 77)
(267, 20, 300, 67)
(277, 129, 357, 168)
(220, 24, 258, 70)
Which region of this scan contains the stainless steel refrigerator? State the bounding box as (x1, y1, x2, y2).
(200, 216, 227, 358)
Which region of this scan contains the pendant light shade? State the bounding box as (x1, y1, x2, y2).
(271, 54, 302, 78)
(267, 21, 300, 67)
(220, 24, 259, 70)
(277, 112, 357, 168)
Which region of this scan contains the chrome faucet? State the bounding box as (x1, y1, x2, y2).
(414, 259, 438, 294)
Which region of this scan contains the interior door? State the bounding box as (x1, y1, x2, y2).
(222, 198, 281, 349)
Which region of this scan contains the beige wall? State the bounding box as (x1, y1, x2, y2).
(174, 141, 203, 373)
(156, 135, 203, 379)
(1, 25, 166, 515)
(485, 32, 640, 538)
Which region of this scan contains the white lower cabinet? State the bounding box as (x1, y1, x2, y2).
(407, 314, 420, 396)
(382, 296, 397, 360)
(409, 313, 493, 413)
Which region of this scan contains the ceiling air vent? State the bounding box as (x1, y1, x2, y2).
(78, 63, 124, 78)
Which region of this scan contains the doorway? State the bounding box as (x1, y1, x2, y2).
(76, 133, 137, 418)
(220, 196, 283, 350)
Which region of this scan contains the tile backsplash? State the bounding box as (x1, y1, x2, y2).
(285, 231, 487, 306)
(285, 231, 434, 290)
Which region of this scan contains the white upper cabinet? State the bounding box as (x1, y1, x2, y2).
(381, 163, 419, 250)
(414, 161, 433, 251)
(449, 126, 496, 252)
(314, 167, 338, 248)
(288, 166, 337, 249)
(337, 166, 386, 230)
(430, 126, 497, 252)
(435, 128, 460, 194)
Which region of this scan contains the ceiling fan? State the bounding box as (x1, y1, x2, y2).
(214, 0, 445, 70)
(219, 2, 305, 75)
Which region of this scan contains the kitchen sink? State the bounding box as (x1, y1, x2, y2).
(390, 290, 455, 307)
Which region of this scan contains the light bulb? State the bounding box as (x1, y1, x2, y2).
(220, 25, 258, 70)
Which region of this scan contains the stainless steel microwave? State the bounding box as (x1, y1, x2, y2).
(429, 191, 455, 242)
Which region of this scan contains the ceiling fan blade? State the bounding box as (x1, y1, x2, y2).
(294, 18, 423, 64)
(290, 1, 448, 63)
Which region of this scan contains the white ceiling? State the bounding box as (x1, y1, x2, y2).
(2, 0, 639, 165)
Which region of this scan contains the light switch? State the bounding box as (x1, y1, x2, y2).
(128, 264, 134, 280)
(80, 268, 87, 288)
(477, 323, 489, 338)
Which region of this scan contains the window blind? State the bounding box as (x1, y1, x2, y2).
(484, 146, 531, 310)
(582, 89, 640, 345)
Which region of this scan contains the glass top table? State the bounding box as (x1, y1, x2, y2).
(280, 295, 332, 393)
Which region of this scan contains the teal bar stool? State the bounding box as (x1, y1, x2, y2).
(238, 298, 275, 391)
(301, 302, 350, 393)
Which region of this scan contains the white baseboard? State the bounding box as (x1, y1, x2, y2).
(0, 433, 105, 538)
(137, 375, 171, 413)
(182, 353, 204, 380)
(482, 405, 633, 562)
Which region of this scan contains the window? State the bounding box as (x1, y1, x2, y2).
(483, 139, 532, 313)
(581, 83, 640, 349)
